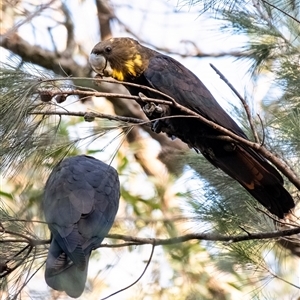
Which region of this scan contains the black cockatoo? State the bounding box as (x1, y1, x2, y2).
(89, 37, 294, 218)
(43, 155, 120, 298)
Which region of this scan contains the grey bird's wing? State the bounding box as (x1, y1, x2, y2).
(43, 155, 120, 298)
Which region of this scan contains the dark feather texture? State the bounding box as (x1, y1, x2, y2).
(89, 37, 294, 218)
(43, 155, 120, 298)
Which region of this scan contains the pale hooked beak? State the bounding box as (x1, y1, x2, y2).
(89, 52, 106, 76)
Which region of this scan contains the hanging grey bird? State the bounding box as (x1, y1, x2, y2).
(43, 155, 120, 298)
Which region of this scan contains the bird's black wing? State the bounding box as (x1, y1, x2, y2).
(142, 55, 283, 178)
(142, 55, 294, 218)
(144, 54, 248, 139)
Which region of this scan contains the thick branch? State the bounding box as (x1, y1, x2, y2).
(0, 33, 90, 77)
(60, 3, 76, 57)
(95, 0, 114, 41)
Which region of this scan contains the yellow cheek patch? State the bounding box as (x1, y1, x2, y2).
(112, 54, 143, 80)
(133, 54, 142, 67)
(112, 69, 124, 81)
(124, 54, 143, 77)
(125, 61, 136, 76)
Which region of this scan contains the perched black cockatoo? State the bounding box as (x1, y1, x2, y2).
(43, 155, 120, 298)
(89, 37, 294, 218)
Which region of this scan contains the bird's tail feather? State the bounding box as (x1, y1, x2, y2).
(208, 144, 294, 218)
(45, 239, 89, 298)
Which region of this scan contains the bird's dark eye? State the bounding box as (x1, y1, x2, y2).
(105, 46, 112, 53)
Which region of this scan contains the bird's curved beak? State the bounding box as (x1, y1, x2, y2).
(89, 52, 107, 76)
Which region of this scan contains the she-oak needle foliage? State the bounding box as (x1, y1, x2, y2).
(1, 0, 299, 299)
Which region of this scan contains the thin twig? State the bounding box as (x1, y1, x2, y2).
(107, 226, 300, 246)
(39, 76, 176, 104)
(263, 264, 300, 290)
(0, 229, 34, 244)
(93, 77, 177, 103)
(33, 86, 300, 190)
(260, 0, 300, 24)
(257, 113, 265, 146)
(29, 110, 148, 126)
(26, 76, 300, 189)
(0, 245, 33, 278)
(209, 63, 260, 143)
(255, 207, 299, 227)
(0, 228, 51, 246)
(100, 244, 155, 300)
(252, 0, 290, 45)
(98, 242, 142, 248)
(37, 88, 173, 106)
(3, 219, 48, 224)
(0, 0, 57, 39)
(14, 249, 46, 299)
(0, 239, 29, 243)
(2, 227, 300, 250)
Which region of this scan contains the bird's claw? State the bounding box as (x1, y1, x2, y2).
(143, 102, 156, 115)
(143, 102, 163, 117)
(139, 92, 164, 117)
(151, 120, 163, 133)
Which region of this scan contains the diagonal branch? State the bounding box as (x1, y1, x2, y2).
(31, 76, 300, 190)
(91, 79, 300, 190)
(1, 0, 57, 39)
(0, 33, 90, 77)
(210, 63, 260, 143)
(260, 0, 300, 24)
(100, 244, 155, 300)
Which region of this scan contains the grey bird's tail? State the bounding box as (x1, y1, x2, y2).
(45, 239, 89, 298)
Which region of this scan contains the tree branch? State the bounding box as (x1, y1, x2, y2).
(2, 226, 300, 248)
(0, 33, 90, 77)
(260, 0, 300, 24)
(100, 244, 155, 300)
(37, 87, 173, 106)
(32, 76, 300, 190)
(95, 0, 114, 41)
(60, 2, 76, 58)
(106, 226, 300, 246)
(0, 0, 57, 39)
(29, 110, 148, 126)
(210, 63, 260, 143)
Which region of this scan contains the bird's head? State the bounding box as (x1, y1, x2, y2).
(89, 37, 151, 81)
